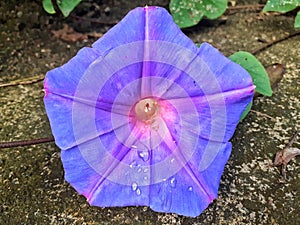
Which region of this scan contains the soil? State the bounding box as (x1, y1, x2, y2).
(0, 0, 299, 224)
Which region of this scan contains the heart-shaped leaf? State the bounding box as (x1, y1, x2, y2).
(230, 51, 272, 97)
(42, 0, 82, 17)
(170, 0, 227, 28)
(263, 0, 299, 13)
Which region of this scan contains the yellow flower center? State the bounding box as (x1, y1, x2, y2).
(134, 98, 159, 123)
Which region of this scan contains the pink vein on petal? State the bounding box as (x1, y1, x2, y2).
(62, 122, 129, 150)
(87, 123, 143, 203)
(141, 7, 152, 98)
(155, 117, 215, 201)
(48, 91, 131, 116)
(164, 85, 255, 109)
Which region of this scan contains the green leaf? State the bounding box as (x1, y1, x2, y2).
(204, 0, 227, 19)
(239, 101, 253, 121)
(57, 0, 82, 17)
(170, 0, 227, 28)
(229, 51, 272, 96)
(295, 10, 300, 28)
(42, 0, 81, 17)
(263, 0, 299, 13)
(42, 0, 56, 14)
(170, 0, 204, 28)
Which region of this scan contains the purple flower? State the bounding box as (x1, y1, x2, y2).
(44, 6, 254, 217)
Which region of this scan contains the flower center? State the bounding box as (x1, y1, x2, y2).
(134, 98, 159, 123)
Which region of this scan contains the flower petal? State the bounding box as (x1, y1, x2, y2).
(149, 143, 231, 217)
(44, 6, 255, 218)
(61, 145, 151, 206)
(92, 7, 196, 53)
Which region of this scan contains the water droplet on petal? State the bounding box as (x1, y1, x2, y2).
(132, 182, 138, 191)
(170, 177, 177, 188)
(188, 186, 193, 192)
(138, 150, 150, 162)
(129, 161, 137, 168)
(136, 188, 141, 196)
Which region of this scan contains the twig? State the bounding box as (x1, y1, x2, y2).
(250, 109, 276, 121)
(70, 15, 118, 25)
(227, 4, 265, 11)
(284, 130, 299, 150)
(0, 74, 44, 88)
(252, 31, 300, 55)
(0, 137, 55, 148)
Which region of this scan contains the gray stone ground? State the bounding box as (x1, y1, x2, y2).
(0, 1, 299, 224)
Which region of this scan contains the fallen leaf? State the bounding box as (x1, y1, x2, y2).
(87, 32, 103, 39)
(273, 130, 299, 179)
(266, 63, 285, 90)
(254, 63, 285, 97)
(274, 147, 300, 166)
(52, 24, 88, 42)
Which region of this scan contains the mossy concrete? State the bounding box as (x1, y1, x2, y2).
(0, 0, 299, 224)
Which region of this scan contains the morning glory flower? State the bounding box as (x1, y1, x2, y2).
(44, 6, 254, 217)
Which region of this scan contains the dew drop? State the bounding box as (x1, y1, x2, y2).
(138, 150, 150, 162)
(188, 186, 193, 192)
(129, 161, 137, 168)
(169, 177, 177, 188)
(132, 182, 138, 191)
(136, 188, 141, 196)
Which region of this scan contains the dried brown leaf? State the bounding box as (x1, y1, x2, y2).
(265, 63, 285, 90)
(254, 63, 285, 98)
(273, 130, 299, 179)
(52, 24, 88, 42)
(274, 147, 300, 166)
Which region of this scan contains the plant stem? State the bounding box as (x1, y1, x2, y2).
(0, 137, 54, 149)
(252, 31, 300, 55)
(70, 15, 118, 25)
(227, 4, 265, 11)
(0, 74, 44, 88)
